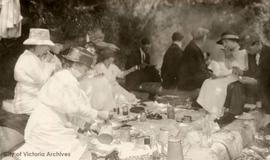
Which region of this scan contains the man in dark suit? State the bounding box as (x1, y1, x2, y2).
(177, 28, 210, 91)
(125, 38, 161, 90)
(161, 32, 184, 89)
(217, 33, 270, 126)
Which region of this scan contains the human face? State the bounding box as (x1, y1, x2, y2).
(246, 41, 262, 55)
(142, 44, 151, 53)
(222, 39, 239, 51)
(72, 63, 90, 79)
(104, 57, 115, 67)
(34, 45, 50, 57)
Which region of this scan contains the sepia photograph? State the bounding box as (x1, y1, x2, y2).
(1, 0, 270, 159)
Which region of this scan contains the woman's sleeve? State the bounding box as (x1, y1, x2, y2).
(243, 51, 249, 71)
(233, 50, 248, 71)
(208, 61, 220, 76)
(61, 84, 98, 122)
(14, 54, 55, 85)
(208, 61, 232, 77)
(112, 64, 124, 78)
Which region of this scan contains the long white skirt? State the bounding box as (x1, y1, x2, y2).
(197, 76, 238, 118)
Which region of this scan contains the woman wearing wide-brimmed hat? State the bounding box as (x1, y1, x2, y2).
(196, 31, 248, 119)
(94, 44, 139, 105)
(13, 28, 60, 115)
(20, 47, 110, 160)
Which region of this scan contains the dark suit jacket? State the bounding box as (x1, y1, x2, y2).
(125, 48, 160, 90)
(243, 54, 259, 78)
(258, 45, 270, 103)
(161, 43, 183, 89)
(258, 45, 270, 82)
(126, 48, 150, 70)
(177, 40, 209, 90)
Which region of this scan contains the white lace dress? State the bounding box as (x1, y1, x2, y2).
(197, 50, 248, 118)
(94, 63, 138, 105)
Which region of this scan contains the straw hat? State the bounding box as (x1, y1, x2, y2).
(63, 47, 95, 67)
(216, 31, 239, 44)
(23, 28, 55, 46)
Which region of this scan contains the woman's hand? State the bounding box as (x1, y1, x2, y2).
(239, 76, 257, 85)
(211, 74, 219, 79)
(232, 67, 243, 76)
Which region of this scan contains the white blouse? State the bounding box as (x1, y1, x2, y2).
(13, 50, 56, 114)
(94, 63, 123, 84)
(24, 69, 98, 160)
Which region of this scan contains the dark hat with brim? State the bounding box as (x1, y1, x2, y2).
(63, 47, 95, 67)
(99, 48, 118, 61)
(217, 31, 239, 44)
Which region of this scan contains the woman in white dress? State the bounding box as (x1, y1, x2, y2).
(13, 28, 60, 115)
(94, 46, 139, 105)
(80, 44, 116, 111)
(20, 47, 110, 160)
(197, 32, 248, 118)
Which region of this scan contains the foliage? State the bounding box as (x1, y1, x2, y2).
(1, 0, 270, 87)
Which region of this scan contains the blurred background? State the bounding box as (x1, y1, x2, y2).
(0, 0, 270, 97)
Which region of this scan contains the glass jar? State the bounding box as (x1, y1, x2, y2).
(167, 106, 175, 119)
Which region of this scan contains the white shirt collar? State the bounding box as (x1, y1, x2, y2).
(173, 41, 182, 49)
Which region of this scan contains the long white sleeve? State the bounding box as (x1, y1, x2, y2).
(38, 70, 98, 122)
(208, 61, 232, 77)
(14, 50, 55, 85)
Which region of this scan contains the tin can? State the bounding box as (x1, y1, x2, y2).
(167, 137, 184, 160)
(167, 106, 175, 119)
(144, 136, 151, 145)
(122, 106, 129, 116)
(183, 115, 192, 123)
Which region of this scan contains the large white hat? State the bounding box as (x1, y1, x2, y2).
(23, 28, 55, 46)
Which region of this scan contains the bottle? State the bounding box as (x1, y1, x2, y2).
(122, 105, 129, 116)
(167, 106, 175, 119)
(116, 107, 120, 115)
(140, 112, 147, 122)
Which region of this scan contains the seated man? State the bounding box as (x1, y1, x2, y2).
(217, 32, 270, 126)
(161, 32, 184, 89)
(177, 28, 211, 91)
(125, 38, 161, 91)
